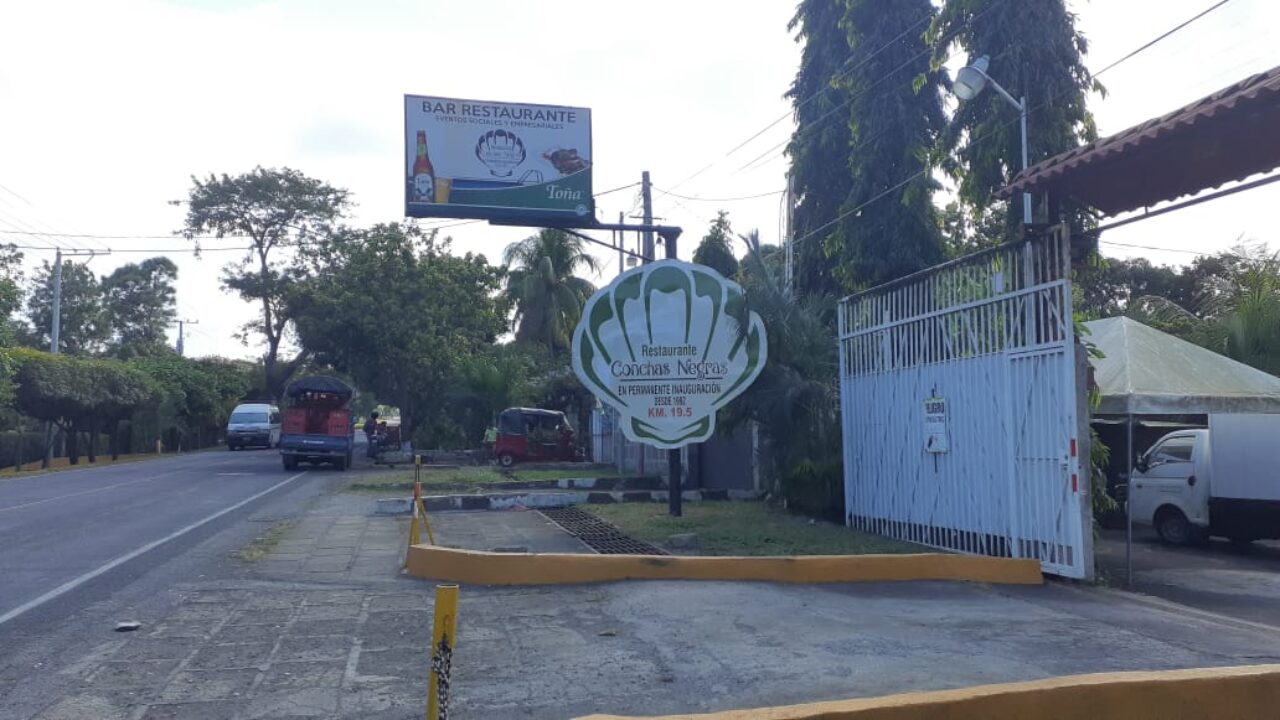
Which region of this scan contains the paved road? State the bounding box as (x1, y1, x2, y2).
(1096, 527, 1280, 626)
(0, 447, 333, 626)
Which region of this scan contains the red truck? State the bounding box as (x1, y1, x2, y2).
(280, 376, 355, 471)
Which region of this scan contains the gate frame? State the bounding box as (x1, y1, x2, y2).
(837, 227, 1092, 579)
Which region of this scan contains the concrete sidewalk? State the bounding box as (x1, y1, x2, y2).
(17, 492, 1280, 720)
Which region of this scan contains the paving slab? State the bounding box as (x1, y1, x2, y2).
(11, 487, 1280, 720)
(430, 509, 594, 553)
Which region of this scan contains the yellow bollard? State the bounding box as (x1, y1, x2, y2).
(426, 584, 459, 720)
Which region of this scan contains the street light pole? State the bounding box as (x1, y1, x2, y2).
(952, 55, 1032, 225)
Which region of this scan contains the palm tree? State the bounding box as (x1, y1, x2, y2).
(502, 229, 599, 356)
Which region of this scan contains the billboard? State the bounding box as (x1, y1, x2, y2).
(404, 95, 593, 223)
(571, 260, 768, 449)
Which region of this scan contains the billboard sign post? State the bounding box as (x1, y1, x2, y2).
(404, 95, 593, 224)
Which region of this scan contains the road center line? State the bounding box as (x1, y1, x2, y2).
(0, 459, 241, 513)
(0, 470, 309, 627)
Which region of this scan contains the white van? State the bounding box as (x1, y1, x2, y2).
(226, 403, 282, 450)
(1130, 414, 1280, 545)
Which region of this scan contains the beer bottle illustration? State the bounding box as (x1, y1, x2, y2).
(412, 131, 435, 202)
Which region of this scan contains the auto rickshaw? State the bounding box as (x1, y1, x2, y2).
(492, 407, 580, 467)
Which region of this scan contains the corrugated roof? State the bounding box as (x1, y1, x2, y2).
(998, 65, 1280, 216)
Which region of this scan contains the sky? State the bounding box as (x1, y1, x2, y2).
(0, 0, 1277, 360)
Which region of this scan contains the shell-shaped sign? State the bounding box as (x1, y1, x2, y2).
(571, 260, 767, 449)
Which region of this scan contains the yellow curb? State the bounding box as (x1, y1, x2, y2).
(576, 664, 1280, 719)
(405, 545, 1042, 586)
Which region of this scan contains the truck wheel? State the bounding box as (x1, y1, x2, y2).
(1155, 507, 1194, 545)
(498, 453, 515, 468)
(283, 456, 298, 471)
(335, 456, 348, 471)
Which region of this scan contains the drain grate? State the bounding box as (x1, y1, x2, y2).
(538, 507, 668, 555)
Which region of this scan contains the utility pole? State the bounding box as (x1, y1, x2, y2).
(784, 173, 795, 296)
(641, 171, 654, 262)
(173, 318, 199, 357)
(45, 248, 100, 468)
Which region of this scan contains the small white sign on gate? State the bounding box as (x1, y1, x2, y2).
(924, 396, 948, 453)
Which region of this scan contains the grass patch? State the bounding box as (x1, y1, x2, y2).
(586, 502, 924, 556)
(346, 467, 507, 493)
(510, 468, 632, 482)
(235, 521, 294, 562)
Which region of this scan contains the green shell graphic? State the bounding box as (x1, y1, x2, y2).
(571, 260, 767, 449)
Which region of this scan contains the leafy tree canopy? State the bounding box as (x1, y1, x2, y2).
(102, 257, 178, 358)
(692, 211, 740, 279)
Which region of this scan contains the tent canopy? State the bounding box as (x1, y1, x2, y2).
(1085, 316, 1280, 415)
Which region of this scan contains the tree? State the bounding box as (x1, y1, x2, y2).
(10, 348, 156, 466)
(0, 243, 22, 347)
(788, 1, 947, 294)
(929, 0, 1098, 241)
(102, 257, 178, 358)
(724, 231, 843, 519)
(25, 259, 107, 355)
(502, 229, 598, 356)
(179, 167, 350, 401)
(692, 211, 740, 279)
(291, 224, 507, 442)
(787, 0, 857, 297)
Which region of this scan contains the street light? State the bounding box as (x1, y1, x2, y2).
(952, 55, 1031, 225)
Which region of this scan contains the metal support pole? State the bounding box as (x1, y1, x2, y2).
(1019, 95, 1031, 225)
(44, 249, 63, 468)
(1126, 414, 1134, 586)
(641, 171, 654, 262)
(50, 249, 63, 353)
(663, 232, 683, 517)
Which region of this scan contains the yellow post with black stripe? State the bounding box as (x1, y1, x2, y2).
(426, 584, 459, 720)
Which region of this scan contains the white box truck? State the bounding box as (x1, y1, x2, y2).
(1130, 413, 1280, 545)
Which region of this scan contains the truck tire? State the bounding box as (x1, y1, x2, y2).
(498, 452, 515, 468)
(335, 455, 348, 471)
(1155, 506, 1194, 545)
(283, 456, 298, 471)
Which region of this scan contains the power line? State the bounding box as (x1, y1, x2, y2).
(0, 181, 111, 253)
(657, 0, 1011, 202)
(790, 0, 1235, 251)
(656, 5, 951, 199)
(652, 187, 784, 203)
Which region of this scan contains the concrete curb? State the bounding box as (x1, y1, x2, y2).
(574, 664, 1280, 719)
(356, 475, 663, 495)
(405, 545, 1043, 586)
(376, 489, 761, 515)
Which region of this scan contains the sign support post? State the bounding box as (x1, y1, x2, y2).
(664, 233, 683, 517)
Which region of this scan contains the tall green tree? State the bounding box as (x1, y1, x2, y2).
(102, 257, 178, 357)
(788, 0, 947, 294)
(832, 0, 946, 289)
(26, 259, 107, 355)
(692, 211, 740, 279)
(290, 224, 507, 441)
(787, 0, 856, 297)
(179, 167, 349, 401)
(502, 229, 598, 356)
(929, 0, 1098, 240)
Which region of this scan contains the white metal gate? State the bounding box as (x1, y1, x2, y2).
(838, 232, 1087, 578)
